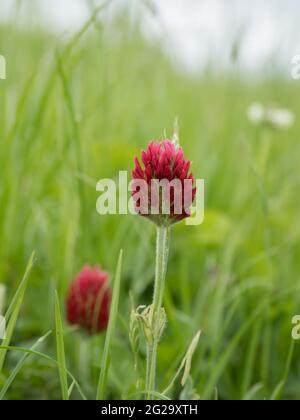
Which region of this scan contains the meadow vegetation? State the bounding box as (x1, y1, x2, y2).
(0, 5, 300, 400)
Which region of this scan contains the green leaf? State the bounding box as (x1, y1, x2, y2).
(243, 383, 263, 401)
(0, 330, 52, 399)
(163, 330, 201, 396)
(96, 250, 123, 400)
(179, 376, 200, 400)
(129, 390, 171, 400)
(0, 344, 86, 400)
(55, 291, 69, 400)
(181, 330, 201, 386)
(68, 381, 76, 399)
(0, 252, 35, 373)
(270, 339, 295, 400)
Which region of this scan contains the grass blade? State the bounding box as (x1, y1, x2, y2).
(96, 249, 123, 400)
(68, 381, 76, 399)
(0, 345, 87, 400)
(243, 383, 263, 401)
(163, 330, 201, 396)
(0, 252, 35, 373)
(270, 339, 295, 400)
(129, 390, 170, 400)
(201, 299, 269, 400)
(55, 291, 69, 400)
(0, 331, 52, 400)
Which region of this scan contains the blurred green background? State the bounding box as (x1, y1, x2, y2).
(0, 0, 300, 400)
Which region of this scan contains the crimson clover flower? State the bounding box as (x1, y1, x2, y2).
(66, 265, 110, 334)
(132, 140, 196, 226)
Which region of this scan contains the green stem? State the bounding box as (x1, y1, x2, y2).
(145, 226, 170, 400)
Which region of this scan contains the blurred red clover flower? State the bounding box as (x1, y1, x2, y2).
(66, 265, 110, 335)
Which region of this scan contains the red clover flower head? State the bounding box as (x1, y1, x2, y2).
(66, 265, 110, 335)
(132, 140, 196, 226)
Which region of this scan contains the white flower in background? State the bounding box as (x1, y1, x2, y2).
(266, 108, 295, 129)
(247, 102, 265, 124)
(247, 103, 295, 129)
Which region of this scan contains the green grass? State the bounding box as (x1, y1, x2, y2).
(97, 249, 123, 400)
(0, 3, 300, 400)
(55, 290, 69, 400)
(0, 252, 35, 373)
